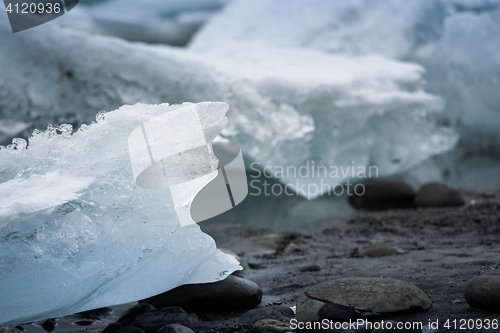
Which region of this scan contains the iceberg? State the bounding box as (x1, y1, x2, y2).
(0, 14, 457, 198)
(192, 45, 457, 197)
(191, 0, 500, 156)
(415, 10, 500, 154)
(189, 0, 440, 59)
(0, 102, 240, 325)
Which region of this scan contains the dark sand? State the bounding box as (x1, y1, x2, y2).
(14, 188, 500, 333)
(207, 187, 500, 332)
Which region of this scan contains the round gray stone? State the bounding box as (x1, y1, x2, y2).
(239, 305, 294, 325)
(131, 306, 199, 332)
(414, 183, 464, 208)
(464, 275, 500, 311)
(348, 181, 415, 211)
(297, 277, 432, 322)
(141, 275, 262, 311)
(354, 244, 404, 258)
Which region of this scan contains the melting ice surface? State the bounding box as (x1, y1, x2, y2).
(0, 18, 459, 198)
(0, 102, 240, 325)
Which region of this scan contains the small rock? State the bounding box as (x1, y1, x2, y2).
(299, 264, 321, 272)
(0, 326, 23, 333)
(118, 303, 155, 325)
(131, 306, 199, 332)
(283, 242, 302, 254)
(252, 319, 290, 333)
(239, 305, 294, 325)
(141, 275, 262, 311)
(464, 275, 500, 311)
(297, 277, 432, 322)
(41, 318, 56, 332)
(414, 183, 464, 208)
(348, 181, 415, 211)
(157, 324, 195, 333)
(354, 243, 404, 258)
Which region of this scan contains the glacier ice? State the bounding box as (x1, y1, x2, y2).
(0, 14, 457, 198)
(189, 0, 441, 59)
(415, 10, 500, 154)
(0, 102, 241, 325)
(191, 0, 500, 156)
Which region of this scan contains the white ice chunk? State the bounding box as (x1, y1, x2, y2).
(0, 172, 93, 226)
(415, 10, 500, 153)
(0, 18, 457, 198)
(0, 102, 240, 325)
(189, 44, 457, 197)
(192, 0, 500, 156)
(189, 0, 440, 59)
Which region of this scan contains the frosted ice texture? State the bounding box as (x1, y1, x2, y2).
(0, 14, 458, 198)
(191, 0, 500, 155)
(0, 102, 240, 325)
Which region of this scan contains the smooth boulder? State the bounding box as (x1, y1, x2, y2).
(413, 183, 464, 208)
(348, 181, 415, 211)
(141, 275, 262, 311)
(354, 243, 404, 258)
(297, 277, 431, 322)
(464, 275, 500, 312)
(131, 307, 199, 333)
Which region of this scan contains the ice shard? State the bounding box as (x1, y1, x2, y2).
(0, 102, 241, 325)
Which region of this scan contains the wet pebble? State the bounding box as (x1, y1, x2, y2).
(354, 243, 404, 258)
(348, 181, 415, 211)
(141, 275, 262, 311)
(131, 306, 199, 332)
(464, 275, 500, 311)
(41, 319, 56, 332)
(299, 264, 321, 272)
(239, 305, 294, 325)
(297, 277, 432, 322)
(414, 183, 464, 208)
